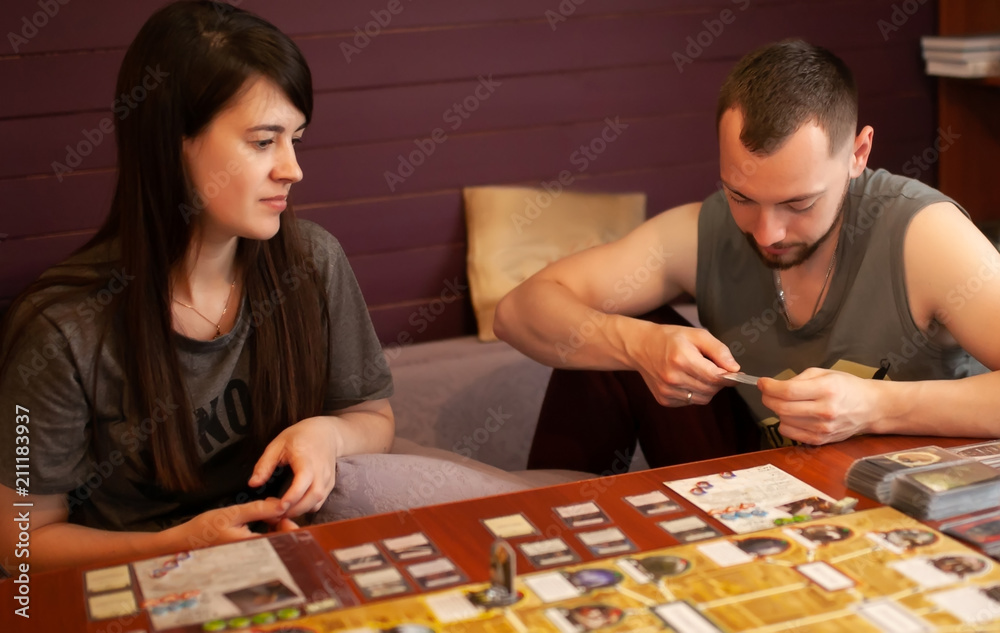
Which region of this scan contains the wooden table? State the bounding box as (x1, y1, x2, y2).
(0, 434, 985, 631)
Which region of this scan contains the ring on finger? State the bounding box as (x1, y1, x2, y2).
(686, 390, 693, 404)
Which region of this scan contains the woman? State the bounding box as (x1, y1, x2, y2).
(0, 1, 397, 572)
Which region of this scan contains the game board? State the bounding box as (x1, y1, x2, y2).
(85, 506, 1000, 632)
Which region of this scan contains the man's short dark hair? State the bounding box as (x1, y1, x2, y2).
(716, 39, 858, 156)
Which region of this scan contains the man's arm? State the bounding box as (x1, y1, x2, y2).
(494, 203, 741, 406)
(875, 201, 1000, 435)
(763, 202, 1000, 443)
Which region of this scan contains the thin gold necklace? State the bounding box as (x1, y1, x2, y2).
(173, 279, 237, 340)
(774, 251, 836, 329)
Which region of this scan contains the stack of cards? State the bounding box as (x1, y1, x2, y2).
(941, 509, 1000, 558)
(845, 446, 965, 503)
(891, 460, 1000, 521)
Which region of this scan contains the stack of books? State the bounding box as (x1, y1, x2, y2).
(921, 33, 1000, 78)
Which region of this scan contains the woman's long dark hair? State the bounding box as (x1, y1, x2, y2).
(0, 1, 328, 492)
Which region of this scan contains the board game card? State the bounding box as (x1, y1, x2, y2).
(425, 591, 484, 623)
(941, 510, 1000, 549)
(352, 566, 412, 599)
(697, 540, 755, 567)
(719, 371, 760, 385)
(854, 599, 931, 632)
(546, 604, 626, 632)
(623, 491, 682, 517)
(405, 557, 467, 590)
(796, 561, 855, 591)
(85, 565, 132, 593)
(951, 440, 1000, 468)
(482, 513, 538, 539)
(553, 501, 611, 528)
(87, 590, 138, 621)
(576, 527, 636, 556)
(658, 515, 722, 543)
(524, 571, 582, 603)
(381, 532, 439, 561)
(331, 543, 389, 573)
(664, 464, 837, 534)
(518, 538, 580, 568)
(652, 601, 724, 632)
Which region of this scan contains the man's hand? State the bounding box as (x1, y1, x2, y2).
(628, 322, 741, 406)
(249, 417, 343, 518)
(759, 368, 877, 444)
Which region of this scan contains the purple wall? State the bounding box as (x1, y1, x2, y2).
(0, 0, 938, 343)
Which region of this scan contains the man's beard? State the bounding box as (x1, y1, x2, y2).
(743, 180, 849, 271)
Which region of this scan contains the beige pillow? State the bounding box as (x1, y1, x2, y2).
(464, 186, 646, 341)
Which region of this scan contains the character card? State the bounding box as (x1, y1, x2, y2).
(623, 491, 682, 517)
(352, 567, 413, 599)
(381, 532, 440, 562)
(719, 372, 760, 385)
(331, 543, 389, 573)
(482, 513, 539, 539)
(404, 557, 467, 591)
(658, 515, 723, 543)
(575, 527, 636, 556)
(518, 538, 581, 568)
(553, 501, 611, 529)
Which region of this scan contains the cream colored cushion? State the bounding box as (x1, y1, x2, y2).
(464, 186, 646, 341)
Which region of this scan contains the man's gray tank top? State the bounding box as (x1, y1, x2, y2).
(696, 168, 987, 448)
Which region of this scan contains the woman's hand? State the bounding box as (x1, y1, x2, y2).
(166, 498, 295, 550)
(249, 416, 344, 518)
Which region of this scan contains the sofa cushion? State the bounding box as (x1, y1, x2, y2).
(464, 186, 645, 341)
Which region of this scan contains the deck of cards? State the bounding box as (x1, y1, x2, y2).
(941, 509, 1000, 557)
(890, 459, 1000, 521)
(845, 445, 966, 503)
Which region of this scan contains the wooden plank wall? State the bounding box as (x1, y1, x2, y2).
(0, 0, 939, 344)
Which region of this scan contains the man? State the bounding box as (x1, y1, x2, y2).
(493, 40, 1000, 474)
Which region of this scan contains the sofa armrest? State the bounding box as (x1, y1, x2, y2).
(387, 337, 552, 472)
